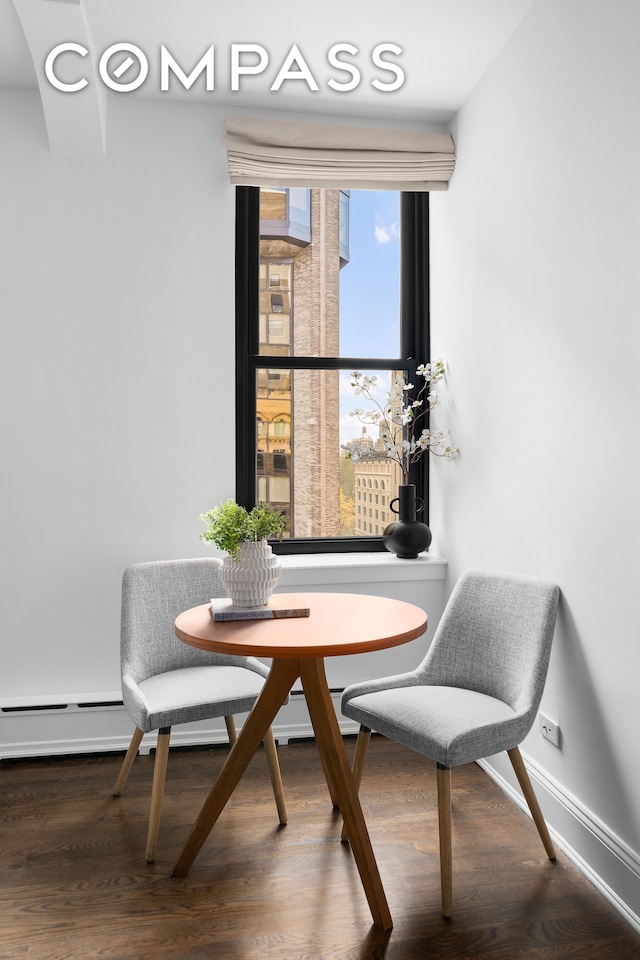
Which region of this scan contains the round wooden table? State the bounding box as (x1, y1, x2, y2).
(171, 592, 428, 931)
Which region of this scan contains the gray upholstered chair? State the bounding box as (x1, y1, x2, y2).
(113, 558, 287, 861)
(341, 568, 560, 917)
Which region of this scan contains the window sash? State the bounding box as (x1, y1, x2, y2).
(235, 187, 430, 555)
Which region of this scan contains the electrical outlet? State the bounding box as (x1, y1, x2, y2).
(539, 713, 561, 747)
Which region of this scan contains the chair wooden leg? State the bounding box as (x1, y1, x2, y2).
(145, 727, 171, 863)
(508, 746, 556, 860)
(263, 727, 287, 825)
(224, 715, 237, 746)
(113, 727, 144, 796)
(341, 725, 371, 842)
(436, 763, 453, 919)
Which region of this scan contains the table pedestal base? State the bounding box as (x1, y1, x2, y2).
(172, 656, 392, 931)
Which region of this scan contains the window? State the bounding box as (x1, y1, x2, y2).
(236, 187, 429, 554)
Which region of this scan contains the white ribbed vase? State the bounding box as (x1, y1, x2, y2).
(219, 540, 282, 607)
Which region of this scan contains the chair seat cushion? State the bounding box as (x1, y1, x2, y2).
(343, 685, 527, 767)
(134, 665, 266, 732)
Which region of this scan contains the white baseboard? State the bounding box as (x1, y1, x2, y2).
(478, 754, 640, 936)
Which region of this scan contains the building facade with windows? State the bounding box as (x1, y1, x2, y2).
(257, 188, 348, 538)
(344, 427, 403, 536)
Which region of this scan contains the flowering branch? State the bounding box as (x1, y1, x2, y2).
(342, 359, 458, 485)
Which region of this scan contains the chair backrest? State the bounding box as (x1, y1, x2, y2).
(121, 558, 239, 684)
(418, 569, 559, 721)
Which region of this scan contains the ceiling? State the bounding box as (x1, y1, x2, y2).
(1, 0, 537, 152)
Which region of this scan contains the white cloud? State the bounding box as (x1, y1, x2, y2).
(374, 222, 399, 244)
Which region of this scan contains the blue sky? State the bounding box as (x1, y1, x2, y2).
(338, 190, 400, 448)
(339, 190, 401, 358)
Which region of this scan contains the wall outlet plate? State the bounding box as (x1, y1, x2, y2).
(539, 713, 561, 747)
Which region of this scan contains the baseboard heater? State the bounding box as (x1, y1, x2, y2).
(0, 689, 357, 760)
(0, 692, 132, 760)
(2, 700, 124, 712)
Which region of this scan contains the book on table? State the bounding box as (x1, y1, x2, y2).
(210, 596, 311, 621)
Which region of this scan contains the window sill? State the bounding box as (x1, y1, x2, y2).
(278, 551, 447, 587)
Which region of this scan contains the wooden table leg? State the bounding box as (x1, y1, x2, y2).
(172, 658, 299, 878)
(309, 713, 341, 810)
(299, 658, 393, 932)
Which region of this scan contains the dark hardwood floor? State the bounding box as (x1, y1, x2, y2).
(1, 736, 639, 960)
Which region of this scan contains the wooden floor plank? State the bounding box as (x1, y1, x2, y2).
(1, 738, 639, 960)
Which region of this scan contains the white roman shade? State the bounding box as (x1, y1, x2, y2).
(223, 115, 456, 191)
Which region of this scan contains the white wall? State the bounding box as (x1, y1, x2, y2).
(0, 91, 432, 701)
(1, 91, 237, 696)
(429, 0, 640, 923)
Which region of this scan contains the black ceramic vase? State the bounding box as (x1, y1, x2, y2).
(382, 484, 432, 559)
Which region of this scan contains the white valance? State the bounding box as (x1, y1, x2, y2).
(223, 116, 456, 191)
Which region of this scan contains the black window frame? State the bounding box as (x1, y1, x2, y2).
(235, 186, 430, 555)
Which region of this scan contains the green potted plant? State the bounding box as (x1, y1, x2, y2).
(199, 499, 286, 606)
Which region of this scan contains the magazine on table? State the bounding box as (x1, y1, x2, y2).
(210, 596, 311, 621)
